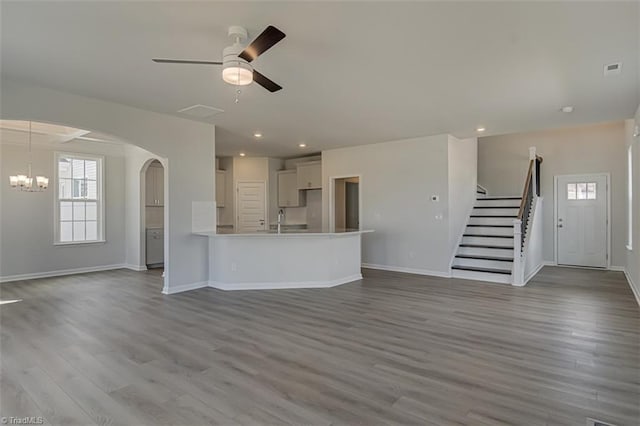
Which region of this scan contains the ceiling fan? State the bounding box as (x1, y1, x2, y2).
(153, 25, 285, 92)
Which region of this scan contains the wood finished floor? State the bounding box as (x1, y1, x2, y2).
(1, 267, 638, 426)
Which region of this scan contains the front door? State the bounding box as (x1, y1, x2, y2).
(237, 181, 267, 233)
(556, 174, 608, 268)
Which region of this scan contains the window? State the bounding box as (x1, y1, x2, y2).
(55, 153, 104, 244)
(567, 182, 596, 200)
(628, 146, 633, 250)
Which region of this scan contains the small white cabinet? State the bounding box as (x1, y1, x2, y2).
(297, 161, 322, 190)
(145, 163, 164, 206)
(146, 228, 164, 266)
(278, 170, 306, 207)
(216, 170, 226, 208)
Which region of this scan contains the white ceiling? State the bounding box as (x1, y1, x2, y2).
(1, 1, 638, 157)
(0, 120, 121, 146)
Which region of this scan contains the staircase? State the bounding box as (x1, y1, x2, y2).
(451, 196, 522, 284)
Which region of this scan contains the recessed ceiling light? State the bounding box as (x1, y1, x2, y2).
(254, 132, 262, 138)
(476, 127, 486, 132)
(561, 106, 574, 113)
(239, 152, 246, 157)
(298, 143, 307, 148)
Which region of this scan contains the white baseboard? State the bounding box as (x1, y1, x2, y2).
(0, 264, 128, 283)
(524, 262, 545, 284)
(124, 264, 148, 272)
(162, 281, 209, 295)
(609, 265, 626, 272)
(362, 263, 451, 278)
(623, 268, 640, 307)
(209, 274, 362, 291)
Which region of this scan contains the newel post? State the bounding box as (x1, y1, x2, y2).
(512, 219, 524, 286)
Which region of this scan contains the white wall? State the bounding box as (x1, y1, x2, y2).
(447, 136, 478, 258)
(1, 141, 126, 279)
(478, 121, 628, 267)
(625, 108, 640, 303)
(322, 134, 472, 276)
(1, 79, 215, 293)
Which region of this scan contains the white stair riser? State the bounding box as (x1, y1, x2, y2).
(468, 217, 516, 226)
(453, 257, 514, 270)
(458, 246, 515, 257)
(464, 226, 513, 236)
(472, 208, 519, 216)
(462, 236, 514, 247)
(475, 199, 522, 207)
(451, 269, 512, 284)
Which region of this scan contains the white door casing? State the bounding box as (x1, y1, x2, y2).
(555, 174, 609, 268)
(236, 181, 267, 232)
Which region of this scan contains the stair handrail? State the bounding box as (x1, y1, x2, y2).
(513, 147, 542, 286)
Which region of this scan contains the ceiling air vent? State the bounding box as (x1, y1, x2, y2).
(177, 104, 224, 118)
(603, 62, 622, 76)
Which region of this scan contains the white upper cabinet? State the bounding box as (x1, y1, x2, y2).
(216, 170, 226, 208)
(278, 170, 306, 207)
(146, 164, 164, 206)
(296, 161, 322, 190)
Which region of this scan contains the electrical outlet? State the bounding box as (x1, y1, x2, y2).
(231, 262, 237, 272)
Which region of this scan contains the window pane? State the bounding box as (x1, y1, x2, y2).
(85, 160, 97, 180)
(59, 178, 72, 199)
(86, 202, 97, 221)
(60, 222, 73, 242)
(73, 202, 85, 221)
(73, 222, 86, 241)
(577, 183, 587, 200)
(86, 180, 97, 200)
(567, 183, 576, 200)
(58, 158, 72, 179)
(73, 179, 87, 199)
(60, 201, 73, 221)
(86, 221, 98, 240)
(587, 182, 597, 200)
(72, 159, 85, 179)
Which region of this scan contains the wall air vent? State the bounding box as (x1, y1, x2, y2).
(177, 104, 224, 118)
(603, 62, 622, 76)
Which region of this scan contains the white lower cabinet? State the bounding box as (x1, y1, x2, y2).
(146, 228, 164, 266)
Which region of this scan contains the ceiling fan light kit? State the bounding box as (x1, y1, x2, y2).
(153, 25, 285, 94)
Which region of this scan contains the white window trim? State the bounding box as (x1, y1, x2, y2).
(53, 152, 106, 245)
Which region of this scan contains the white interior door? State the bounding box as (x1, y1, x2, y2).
(237, 181, 267, 232)
(556, 174, 608, 268)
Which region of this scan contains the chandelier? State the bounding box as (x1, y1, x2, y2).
(9, 121, 49, 192)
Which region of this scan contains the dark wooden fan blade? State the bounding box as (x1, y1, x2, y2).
(152, 59, 223, 65)
(253, 70, 282, 92)
(238, 26, 286, 62)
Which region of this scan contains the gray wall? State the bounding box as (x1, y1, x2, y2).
(1, 142, 126, 278)
(322, 134, 477, 275)
(478, 121, 628, 267)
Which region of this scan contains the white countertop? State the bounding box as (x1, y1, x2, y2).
(194, 229, 373, 238)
